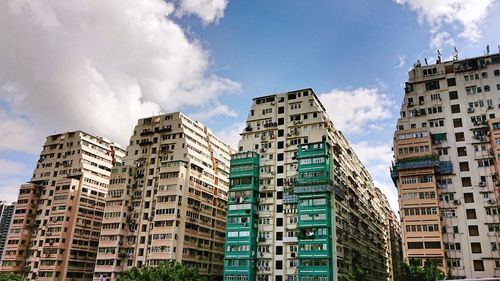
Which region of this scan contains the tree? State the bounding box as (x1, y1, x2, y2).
(0, 272, 25, 281)
(119, 261, 207, 281)
(400, 259, 445, 281)
(341, 265, 368, 281)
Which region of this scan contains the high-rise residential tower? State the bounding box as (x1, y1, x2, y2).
(0, 202, 16, 261)
(0, 131, 124, 280)
(392, 52, 500, 278)
(223, 89, 399, 281)
(93, 112, 233, 281)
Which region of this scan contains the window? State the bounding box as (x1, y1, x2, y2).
(276, 246, 282, 255)
(425, 242, 441, 249)
(469, 225, 479, 236)
(453, 118, 463, 128)
(451, 104, 461, 113)
(447, 78, 456, 87)
(473, 260, 484, 271)
(466, 209, 477, 219)
(449, 91, 458, 100)
(447, 259, 461, 268)
(455, 132, 465, 142)
(426, 80, 440, 91)
(457, 147, 467, 156)
(471, 243, 482, 254)
(464, 193, 474, 203)
(408, 242, 424, 249)
(461, 177, 472, 187)
(459, 162, 469, 171)
(494, 70, 500, 76)
(485, 85, 491, 92)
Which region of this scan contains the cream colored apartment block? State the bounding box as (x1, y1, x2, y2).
(393, 53, 500, 278)
(0, 131, 124, 280)
(93, 112, 233, 281)
(231, 89, 400, 281)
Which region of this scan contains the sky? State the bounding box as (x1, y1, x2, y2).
(1, 0, 499, 214)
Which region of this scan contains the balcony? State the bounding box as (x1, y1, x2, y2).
(283, 236, 298, 243)
(283, 193, 298, 204)
(391, 155, 453, 177)
(295, 184, 333, 194)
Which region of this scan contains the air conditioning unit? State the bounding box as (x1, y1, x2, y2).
(453, 200, 461, 205)
(488, 105, 494, 109)
(488, 199, 496, 204)
(479, 181, 486, 187)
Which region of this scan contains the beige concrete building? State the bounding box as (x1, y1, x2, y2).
(0, 131, 124, 280)
(93, 112, 233, 281)
(223, 89, 399, 281)
(393, 53, 500, 278)
(376, 189, 403, 281)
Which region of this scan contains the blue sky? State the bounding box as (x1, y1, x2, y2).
(1, 0, 499, 211)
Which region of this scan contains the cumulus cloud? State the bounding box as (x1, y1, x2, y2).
(394, 55, 406, 69)
(395, 0, 496, 48)
(176, 0, 228, 24)
(0, 178, 24, 203)
(215, 122, 245, 150)
(0, 159, 30, 175)
(0, 0, 237, 154)
(351, 141, 399, 213)
(319, 87, 395, 135)
(190, 102, 238, 121)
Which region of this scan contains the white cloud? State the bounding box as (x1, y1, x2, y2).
(176, 0, 228, 25)
(429, 31, 454, 50)
(394, 55, 406, 68)
(0, 111, 40, 154)
(215, 122, 245, 150)
(0, 0, 237, 153)
(0, 180, 22, 202)
(351, 141, 393, 168)
(319, 87, 395, 135)
(395, 0, 496, 48)
(374, 179, 400, 215)
(0, 159, 30, 175)
(190, 102, 238, 121)
(351, 141, 399, 213)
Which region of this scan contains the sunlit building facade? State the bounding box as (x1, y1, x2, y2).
(0, 131, 124, 280)
(93, 112, 233, 281)
(393, 53, 500, 278)
(223, 89, 399, 281)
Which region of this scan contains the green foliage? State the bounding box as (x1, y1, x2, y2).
(401, 259, 445, 281)
(341, 265, 368, 281)
(120, 261, 207, 281)
(0, 272, 25, 281)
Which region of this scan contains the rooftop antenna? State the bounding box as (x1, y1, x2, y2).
(424, 58, 428, 65)
(453, 46, 459, 61)
(436, 50, 442, 63)
(486, 44, 490, 55)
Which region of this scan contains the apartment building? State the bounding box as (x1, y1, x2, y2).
(0, 202, 16, 261)
(93, 112, 233, 281)
(0, 131, 124, 280)
(392, 52, 500, 278)
(223, 89, 399, 281)
(376, 189, 403, 281)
